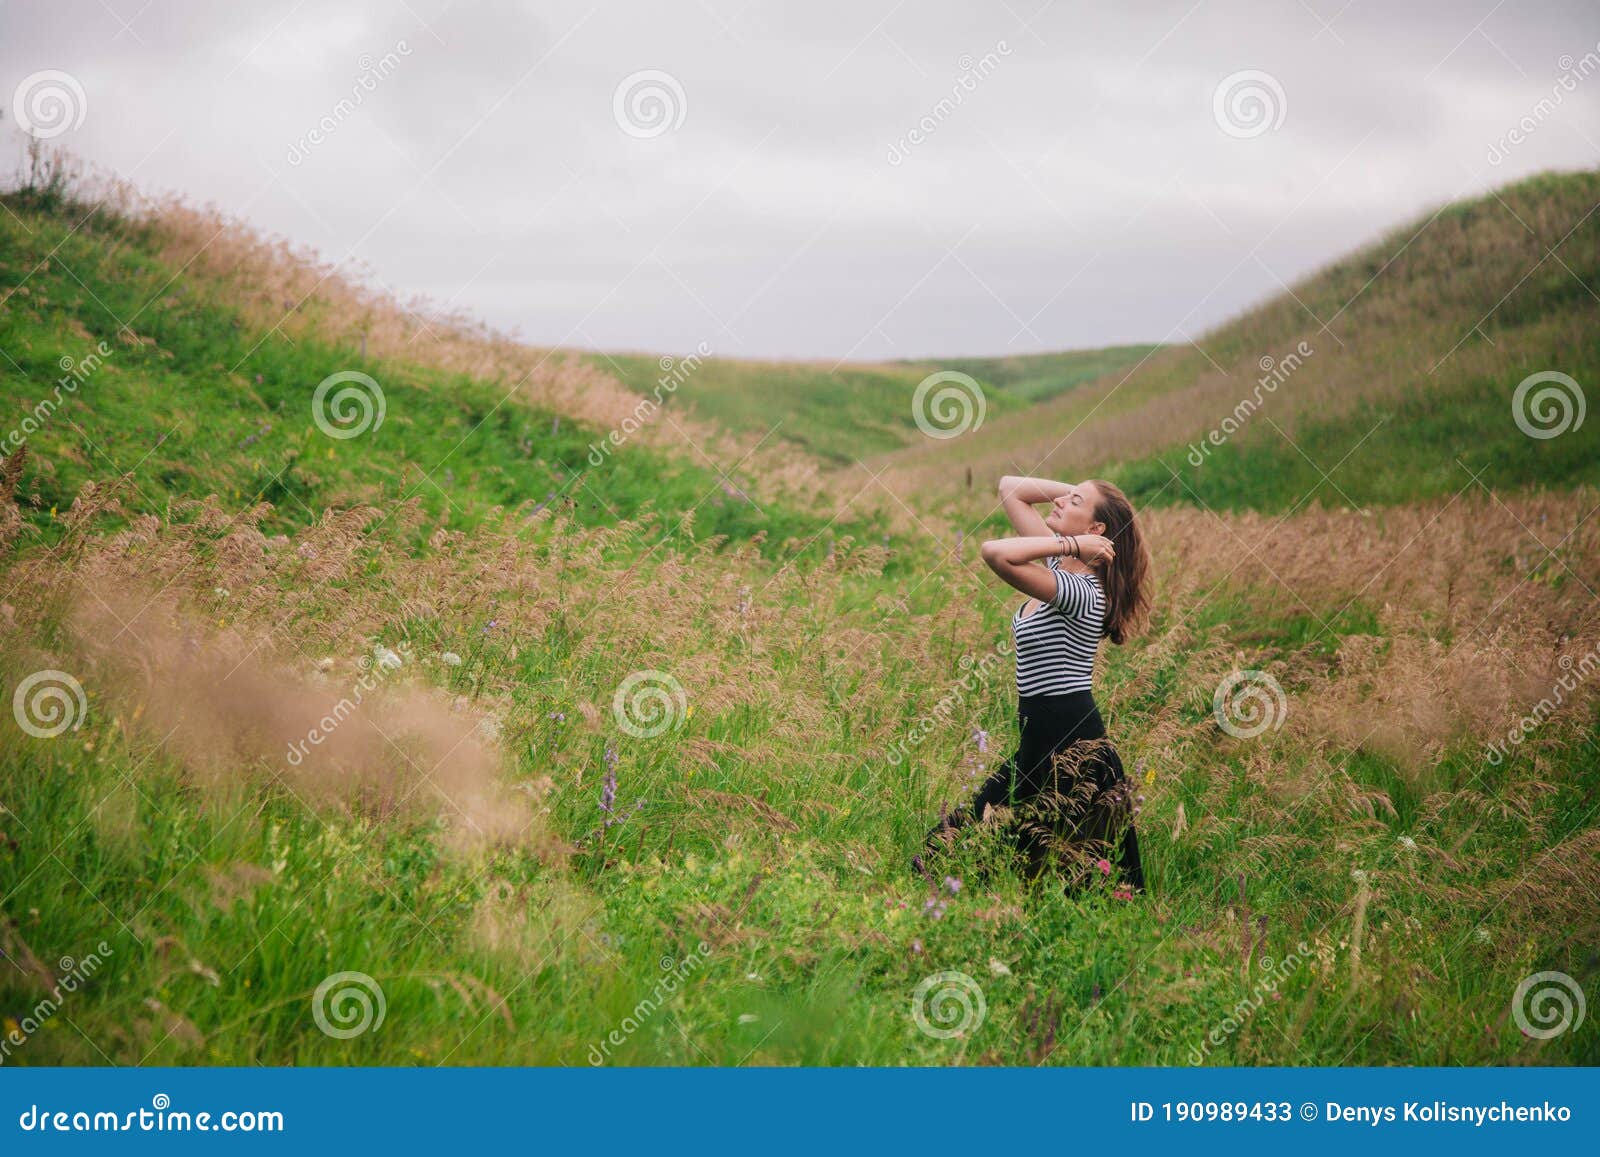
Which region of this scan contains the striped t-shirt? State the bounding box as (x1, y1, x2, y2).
(1011, 554, 1104, 696)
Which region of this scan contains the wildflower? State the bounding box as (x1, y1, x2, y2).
(483, 619, 498, 634)
(943, 875, 961, 896)
(922, 897, 947, 919)
(600, 752, 617, 816)
(373, 644, 403, 671)
(911, 938, 923, 954)
(549, 711, 566, 723)
(1397, 835, 1416, 850)
(441, 651, 463, 667)
(1096, 858, 1112, 876)
(1113, 886, 1133, 901)
(973, 728, 989, 754)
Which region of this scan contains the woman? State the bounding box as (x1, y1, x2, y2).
(915, 474, 1151, 893)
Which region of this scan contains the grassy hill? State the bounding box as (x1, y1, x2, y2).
(0, 185, 884, 560)
(879, 170, 1600, 520)
(2, 165, 1597, 1067)
(594, 344, 1155, 466)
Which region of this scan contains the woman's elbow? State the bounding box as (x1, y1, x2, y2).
(979, 539, 1005, 568)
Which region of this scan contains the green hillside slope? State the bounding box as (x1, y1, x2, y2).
(880, 170, 1599, 518)
(0, 190, 871, 558)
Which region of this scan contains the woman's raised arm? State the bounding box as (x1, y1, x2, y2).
(998, 475, 1072, 536)
(998, 475, 1074, 504)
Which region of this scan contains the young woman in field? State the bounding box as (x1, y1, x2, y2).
(915, 475, 1151, 893)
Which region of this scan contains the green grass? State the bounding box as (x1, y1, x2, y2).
(904, 346, 1162, 404)
(594, 345, 1157, 466)
(1114, 367, 1600, 513)
(0, 197, 879, 560)
(3, 539, 1592, 1066)
(895, 169, 1600, 526)
(2, 174, 1597, 1069)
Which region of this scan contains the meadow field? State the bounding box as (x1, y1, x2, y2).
(1, 161, 1597, 1066)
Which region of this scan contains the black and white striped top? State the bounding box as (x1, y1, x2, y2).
(1011, 554, 1104, 696)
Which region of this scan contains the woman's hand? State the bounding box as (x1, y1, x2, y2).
(1071, 534, 1116, 565)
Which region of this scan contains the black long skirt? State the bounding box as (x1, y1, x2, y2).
(921, 690, 1145, 891)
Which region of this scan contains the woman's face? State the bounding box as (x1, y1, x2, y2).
(1044, 481, 1105, 537)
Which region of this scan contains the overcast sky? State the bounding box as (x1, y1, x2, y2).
(2, 0, 1597, 360)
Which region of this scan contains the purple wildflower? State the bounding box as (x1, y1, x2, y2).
(600, 743, 618, 814)
(944, 875, 961, 896)
(973, 728, 989, 754)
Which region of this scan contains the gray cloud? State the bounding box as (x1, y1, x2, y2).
(3, 0, 1596, 358)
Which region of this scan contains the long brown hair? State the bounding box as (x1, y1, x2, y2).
(1088, 479, 1151, 644)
